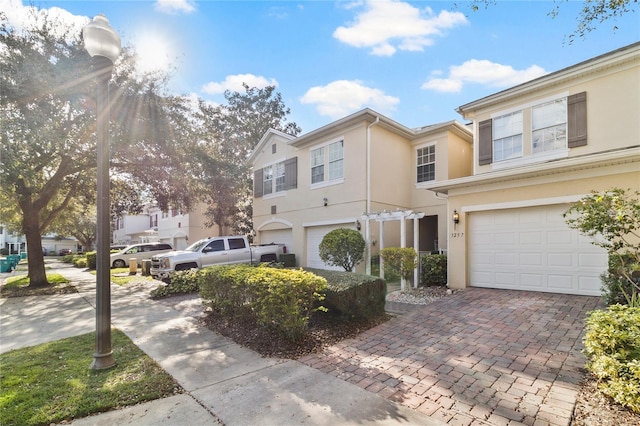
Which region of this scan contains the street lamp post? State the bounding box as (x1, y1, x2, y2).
(83, 14, 121, 370)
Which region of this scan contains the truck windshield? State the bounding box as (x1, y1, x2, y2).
(185, 239, 209, 252)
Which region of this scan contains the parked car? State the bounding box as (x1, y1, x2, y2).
(110, 245, 128, 251)
(110, 243, 173, 268)
(150, 236, 286, 280)
(58, 249, 72, 256)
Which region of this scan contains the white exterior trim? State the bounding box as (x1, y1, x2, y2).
(303, 217, 358, 228)
(461, 195, 586, 213)
(257, 218, 294, 230)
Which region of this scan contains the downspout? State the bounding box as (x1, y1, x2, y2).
(365, 116, 380, 275)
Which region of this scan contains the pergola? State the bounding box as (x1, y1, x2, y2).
(361, 209, 425, 290)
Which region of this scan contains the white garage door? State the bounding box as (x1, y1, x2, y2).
(306, 224, 355, 270)
(260, 229, 293, 254)
(468, 204, 607, 296)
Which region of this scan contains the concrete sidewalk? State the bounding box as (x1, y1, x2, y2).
(0, 261, 443, 426)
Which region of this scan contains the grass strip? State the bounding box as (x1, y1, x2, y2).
(0, 273, 75, 297)
(0, 329, 181, 426)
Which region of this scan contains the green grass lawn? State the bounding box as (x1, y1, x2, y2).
(0, 329, 181, 426)
(0, 273, 75, 297)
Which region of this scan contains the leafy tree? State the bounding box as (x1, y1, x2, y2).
(466, 0, 638, 43)
(0, 11, 195, 287)
(319, 228, 365, 272)
(564, 188, 640, 304)
(195, 84, 301, 235)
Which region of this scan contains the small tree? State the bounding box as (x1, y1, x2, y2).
(318, 228, 365, 272)
(379, 247, 418, 282)
(564, 188, 640, 304)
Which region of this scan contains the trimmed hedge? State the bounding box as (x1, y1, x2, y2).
(584, 304, 640, 412)
(305, 268, 386, 320)
(420, 254, 447, 287)
(150, 269, 200, 298)
(199, 265, 327, 341)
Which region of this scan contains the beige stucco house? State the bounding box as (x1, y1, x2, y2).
(249, 110, 472, 278)
(429, 41, 640, 296)
(250, 42, 639, 296)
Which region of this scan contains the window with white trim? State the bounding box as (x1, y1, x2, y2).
(493, 111, 523, 162)
(263, 165, 273, 196)
(311, 140, 343, 184)
(532, 98, 567, 154)
(274, 162, 285, 192)
(416, 145, 435, 183)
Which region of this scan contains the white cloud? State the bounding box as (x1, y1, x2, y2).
(202, 74, 279, 95)
(300, 80, 399, 119)
(422, 60, 547, 93)
(0, 0, 88, 39)
(333, 0, 467, 56)
(154, 0, 196, 15)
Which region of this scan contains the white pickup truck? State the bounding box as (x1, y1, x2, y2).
(150, 235, 286, 280)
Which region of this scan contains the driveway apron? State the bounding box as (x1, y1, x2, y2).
(300, 288, 603, 426)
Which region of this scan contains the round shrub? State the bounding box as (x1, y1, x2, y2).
(318, 228, 365, 272)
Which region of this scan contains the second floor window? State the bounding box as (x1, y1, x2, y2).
(532, 98, 567, 154)
(149, 214, 158, 228)
(275, 162, 285, 192)
(263, 165, 273, 196)
(493, 111, 523, 162)
(253, 157, 297, 198)
(417, 145, 435, 183)
(311, 140, 343, 185)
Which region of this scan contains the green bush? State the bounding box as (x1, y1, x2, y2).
(73, 257, 87, 268)
(371, 255, 400, 282)
(319, 228, 365, 271)
(584, 305, 640, 413)
(379, 247, 417, 281)
(85, 251, 96, 270)
(150, 269, 200, 298)
(307, 268, 386, 320)
(601, 252, 640, 306)
(199, 265, 255, 316)
(0, 248, 9, 255)
(420, 254, 447, 286)
(199, 265, 327, 341)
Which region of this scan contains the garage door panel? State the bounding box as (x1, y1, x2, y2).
(520, 232, 542, 245)
(469, 204, 607, 296)
(496, 253, 516, 265)
(520, 273, 544, 288)
(548, 275, 573, 290)
(495, 232, 516, 245)
(520, 253, 543, 266)
(579, 276, 601, 293)
(548, 253, 573, 267)
(260, 229, 293, 254)
(548, 231, 572, 245)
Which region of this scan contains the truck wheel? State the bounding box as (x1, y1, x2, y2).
(112, 259, 126, 268)
(175, 263, 197, 271)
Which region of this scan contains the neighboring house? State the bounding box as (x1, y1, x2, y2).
(428, 42, 640, 296)
(156, 203, 218, 250)
(249, 109, 473, 276)
(112, 203, 218, 251)
(1, 224, 79, 255)
(0, 224, 26, 254)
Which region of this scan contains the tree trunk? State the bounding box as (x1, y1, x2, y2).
(23, 208, 49, 287)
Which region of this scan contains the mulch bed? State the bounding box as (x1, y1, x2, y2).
(572, 374, 640, 425)
(200, 310, 390, 359)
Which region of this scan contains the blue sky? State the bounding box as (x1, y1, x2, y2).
(3, 0, 639, 133)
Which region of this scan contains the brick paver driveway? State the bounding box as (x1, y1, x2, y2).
(299, 288, 603, 426)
